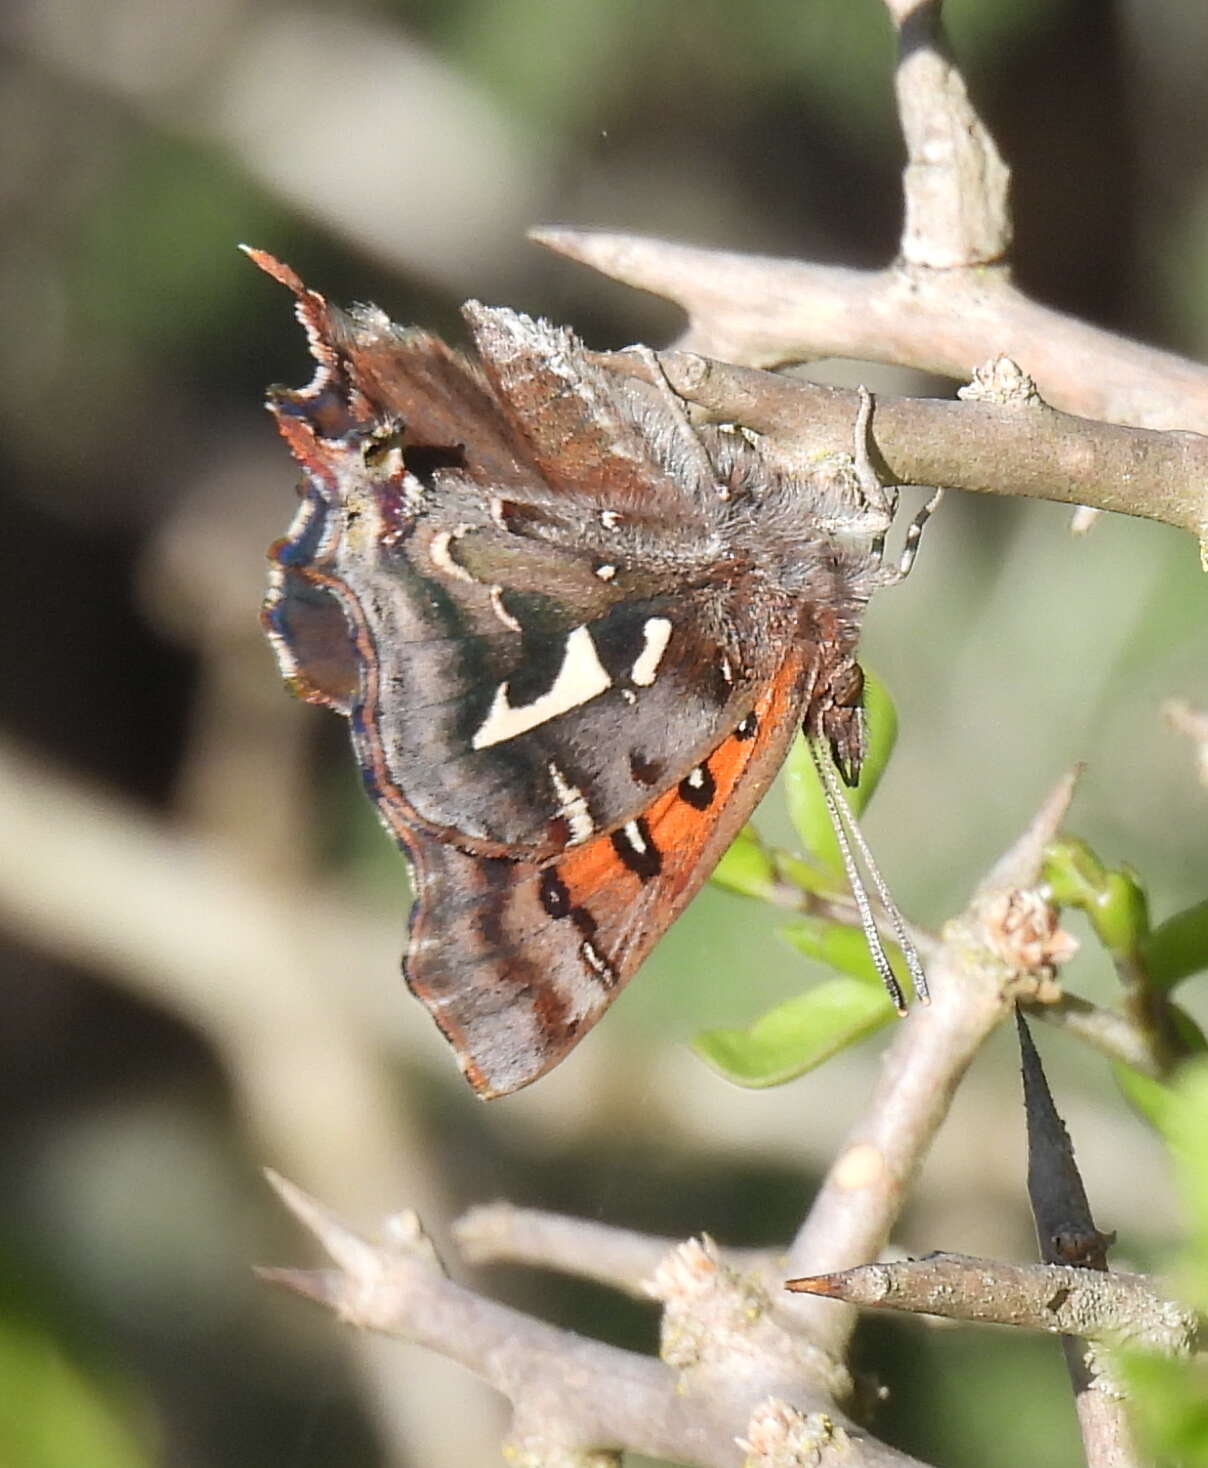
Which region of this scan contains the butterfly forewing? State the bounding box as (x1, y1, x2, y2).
(463, 301, 711, 513)
(263, 261, 775, 857)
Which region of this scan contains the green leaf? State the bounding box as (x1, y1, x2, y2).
(710, 825, 778, 901)
(1158, 1060, 1208, 1290)
(783, 669, 898, 877)
(771, 851, 841, 899)
(1116, 1057, 1208, 1278)
(1113, 1002, 1208, 1130)
(693, 975, 894, 1087)
(779, 915, 915, 992)
(1113, 1062, 1178, 1133)
(1118, 1062, 1208, 1465)
(1141, 898, 1208, 991)
(1120, 1354, 1208, 1465)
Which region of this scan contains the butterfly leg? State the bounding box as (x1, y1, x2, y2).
(626, 345, 728, 500)
(852, 385, 896, 522)
(889, 485, 945, 583)
(852, 385, 945, 581)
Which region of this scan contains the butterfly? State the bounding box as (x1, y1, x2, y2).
(250, 249, 938, 1097)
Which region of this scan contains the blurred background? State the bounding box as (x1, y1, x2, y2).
(1, 0, 1206, 1464)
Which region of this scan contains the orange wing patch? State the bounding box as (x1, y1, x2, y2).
(551, 650, 806, 978)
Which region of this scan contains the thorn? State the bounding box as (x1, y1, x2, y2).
(253, 1264, 344, 1307)
(527, 226, 703, 299)
(263, 1168, 383, 1283)
(784, 1272, 847, 1298)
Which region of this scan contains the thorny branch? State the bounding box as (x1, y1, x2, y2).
(534, 2, 1208, 553)
(537, 225, 1208, 441)
(779, 773, 1078, 1358)
(641, 353, 1208, 544)
(258, 776, 1085, 1468)
(784, 1251, 1196, 1358)
(264, 1173, 928, 1468)
(1017, 1014, 1146, 1468)
(455, 1204, 779, 1299)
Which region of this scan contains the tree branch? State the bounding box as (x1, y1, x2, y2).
(785, 1252, 1196, 1356)
(891, 0, 1011, 270)
(455, 1204, 777, 1299)
(778, 773, 1081, 1358)
(530, 5, 1208, 550)
(536, 227, 1208, 429)
(643, 353, 1208, 540)
(1021, 991, 1169, 1078)
(264, 1173, 928, 1468)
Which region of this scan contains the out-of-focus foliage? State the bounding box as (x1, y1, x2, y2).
(1121, 1062, 1208, 1465)
(1044, 835, 1208, 1129)
(694, 966, 894, 1086)
(0, 1302, 152, 1468)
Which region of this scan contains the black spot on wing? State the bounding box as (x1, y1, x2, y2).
(590, 605, 653, 683)
(610, 819, 662, 881)
(677, 763, 716, 811)
(735, 710, 758, 741)
(494, 592, 580, 706)
(539, 866, 600, 943)
(569, 904, 598, 939)
(628, 751, 664, 787)
(539, 868, 572, 919)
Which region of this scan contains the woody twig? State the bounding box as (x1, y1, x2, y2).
(780, 772, 1080, 1356)
(252, 776, 1085, 1465)
(262, 1172, 927, 1468)
(454, 1203, 779, 1298)
(535, 0, 1208, 551)
(785, 1251, 1195, 1357)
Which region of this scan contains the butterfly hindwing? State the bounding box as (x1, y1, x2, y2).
(404, 652, 811, 1096)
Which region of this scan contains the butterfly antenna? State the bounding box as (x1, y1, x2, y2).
(808, 737, 930, 1010)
